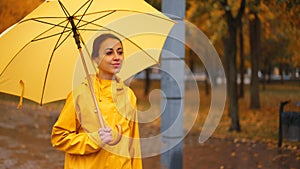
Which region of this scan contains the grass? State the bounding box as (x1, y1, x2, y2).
(206, 81, 300, 147)
(129, 79, 300, 148)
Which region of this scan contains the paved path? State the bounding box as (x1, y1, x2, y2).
(0, 100, 299, 169)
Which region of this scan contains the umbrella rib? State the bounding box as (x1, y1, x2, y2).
(72, 9, 169, 64)
(32, 30, 72, 42)
(58, 0, 93, 33)
(74, 0, 94, 23)
(54, 30, 74, 51)
(29, 19, 73, 47)
(28, 18, 70, 29)
(0, 42, 35, 77)
(75, 9, 175, 24)
(19, 17, 74, 43)
(21, 16, 68, 23)
(39, 21, 73, 104)
(76, 10, 116, 30)
(58, 0, 71, 18)
(74, 9, 174, 63)
(74, 9, 173, 63)
(0, 19, 71, 78)
(73, 9, 174, 34)
(58, 0, 93, 19)
(19, 8, 174, 44)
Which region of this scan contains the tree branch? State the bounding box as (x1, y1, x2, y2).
(237, 0, 246, 19)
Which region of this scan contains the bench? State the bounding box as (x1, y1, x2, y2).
(278, 100, 300, 147)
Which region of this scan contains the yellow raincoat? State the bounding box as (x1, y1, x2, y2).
(51, 76, 143, 169)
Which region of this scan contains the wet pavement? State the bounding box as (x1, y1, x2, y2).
(0, 100, 64, 169)
(0, 99, 299, 169)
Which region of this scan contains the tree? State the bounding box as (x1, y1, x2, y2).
(144, 68, 151, 96)
(186, 0, 300, 132)
(219, 0, 245, 131)
(238, 5, 245, 98)
(248, 0, 261, 109)
(260, 0, 300, 84)
(187, 0, 245, 131)
(273, 0, 300, 80)
(261, 34, 292, 83)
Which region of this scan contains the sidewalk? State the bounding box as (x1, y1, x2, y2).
(0, 100, 299, 169)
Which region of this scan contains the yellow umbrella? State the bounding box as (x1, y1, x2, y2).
(0, 0, 174, 105)
(0, 0, 175, 145)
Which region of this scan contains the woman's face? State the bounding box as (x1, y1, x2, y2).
(96, 38, 124, 79)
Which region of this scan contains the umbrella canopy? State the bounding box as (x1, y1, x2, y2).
(0, 0, 175, 105)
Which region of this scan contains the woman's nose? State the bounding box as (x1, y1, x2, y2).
(113, 51, 121, 60)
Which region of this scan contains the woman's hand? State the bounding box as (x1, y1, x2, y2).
(98, 127, 113, 144)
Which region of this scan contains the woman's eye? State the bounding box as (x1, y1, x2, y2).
(118, 51, 123, 55)
(106, 51, 113, 55)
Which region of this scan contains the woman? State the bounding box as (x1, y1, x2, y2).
(51, 34, 143, 169)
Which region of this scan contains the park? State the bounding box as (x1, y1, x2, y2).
(0, 0, 299, 169)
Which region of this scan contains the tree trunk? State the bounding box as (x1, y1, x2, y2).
(279, 63, 284, 84)
(144, 68, 151, 96)
(249, 12, 261, 109)
(220, 0, 245, 132)
(262, 73, 266, 91)
(262, 60, 267, 91)
(239, 22, 245, 98)
(204, 69, 210, 95)
(223, 21, 240, 131)
(189, 49, 194, 73)
(267, 64, 272, 84)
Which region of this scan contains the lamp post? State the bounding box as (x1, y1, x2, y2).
(161, 0, 185, 168)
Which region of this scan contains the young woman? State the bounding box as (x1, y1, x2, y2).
(51, 34, 143, 169)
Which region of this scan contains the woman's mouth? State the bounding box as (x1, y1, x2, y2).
(112, 63, 121, 68)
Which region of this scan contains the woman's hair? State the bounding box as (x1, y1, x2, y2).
(91, 33, 122, 59)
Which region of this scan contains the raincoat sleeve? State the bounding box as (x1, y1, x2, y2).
(51, 92, 102, 155)
(128, 89, 143, 168)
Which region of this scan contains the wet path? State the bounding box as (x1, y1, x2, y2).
(0, 100, 299, 169)
(0, 101, 64, 169)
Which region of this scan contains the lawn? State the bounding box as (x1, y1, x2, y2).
(214, 81, 300, 142)
(129, 79, 300, 148)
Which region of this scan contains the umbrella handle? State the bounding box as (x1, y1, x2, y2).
(107, 124, 122, 146)
(77, 48, 122, 146)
